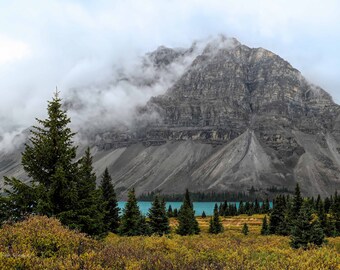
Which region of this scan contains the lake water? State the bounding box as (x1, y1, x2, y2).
(118, 201, 243, 216)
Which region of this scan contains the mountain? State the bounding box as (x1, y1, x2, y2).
(1, 36, 340, 198)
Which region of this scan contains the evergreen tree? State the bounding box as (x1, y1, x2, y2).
(261, 198, 270, 214)
(2, 177, 38, 222)
(324, 197, 332, 213)
(261, 215, 269, 235)
(119, 189, 146, 236)
(167, 205, 173, 218)
(242, 223, 249, 235)
(209, 204, 223, 234)
(201, 211, 207, 218)
(100, 168, 120, 233)
(173, 208, 178, 217)
(291, 183, 303, 220)
(176, 189, 200, 235)
(269, 195, 288, 235)
(331, 192, 340, 235)
(148, 196, 170, 236)
(290, 203, 325, 249)
(218, 203, 224, 216)
(20, 91, 79, 217)
(59, 148, 106, 236)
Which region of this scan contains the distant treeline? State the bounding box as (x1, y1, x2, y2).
(138, 186, 292, 202)
(139, 191, 254, 202)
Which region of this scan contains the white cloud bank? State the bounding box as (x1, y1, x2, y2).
(0, 0, 339, 144)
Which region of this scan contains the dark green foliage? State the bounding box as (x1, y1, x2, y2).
(119, 189, 149, 236)
(21, 92, 78, 217)
(261, 198, 270, 214)
(138, 190, 263, 202)
(242, 223, 249, 235)
(1, 177, 38, 222)
(269, 195, 288, 235)
(100, 168, 120, 233)
(167, 205, 173, 217)
(290, 203, 325, 249)
(292, 184, 303, 220)
(3, 93, 108, 236)
(173, 208, 178, 217)
(324, 197, 331, 213)
(176, 189, 200, 235)
(261, 215, 269, 235)
(60, 148, 105, 236)
(148, 196, 170, 236)
(209, 204, 223, 234)
(201, 211, 206, 218)
(330, 192, 340, 235)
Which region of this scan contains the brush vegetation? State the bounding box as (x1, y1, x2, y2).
(0, 215, 340, 270)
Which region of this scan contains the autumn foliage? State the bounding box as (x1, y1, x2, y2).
(0, 215, 340, 270)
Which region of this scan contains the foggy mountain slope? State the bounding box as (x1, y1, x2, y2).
(1, 36, 340, 197)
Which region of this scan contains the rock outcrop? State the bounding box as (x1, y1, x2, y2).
(1, 36, 340, 198)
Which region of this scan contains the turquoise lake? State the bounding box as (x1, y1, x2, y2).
(118, 201, 242, 216)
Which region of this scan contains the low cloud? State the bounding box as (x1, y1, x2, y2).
(0, 0, 339, 151)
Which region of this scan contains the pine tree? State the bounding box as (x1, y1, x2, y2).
(173, 208, 178, 217)
(1, 177, 38, 223)
(290, 203, 325, 249)
(291, 183, 303, 220)
(176, 189, 200, 235)
(209, 203, 223, 234)
(20, 91, 78, 216)
(201, 211, 207, 218)
(119, 189, 146, 236)
(242, 223, 249, 235)
(269, 195, 288, 235)
(167, 205, 173, 218)
(261, 215, 269, 235)
(100, 168, 120, 233)
(148, 196, 170, 236)
(324, 197, 332, 213)
(58, 148, 106, 236)
(331, 192, 340, 235)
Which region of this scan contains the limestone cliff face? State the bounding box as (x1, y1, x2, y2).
(100, 37, 340, 198)
(1, 36, 340, 198)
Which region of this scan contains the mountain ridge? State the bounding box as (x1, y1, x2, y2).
(1, 36, 340, 198)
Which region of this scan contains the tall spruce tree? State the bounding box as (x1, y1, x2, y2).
(176, 189, 200, 235)
(148, 196, 170, 236)
(290, 203, 325, 249)
(100, 168, 120, 233)
(60, 147, 105, 236)
(209, 203, 224, 234)
(119, 189, 149, 236)
(331, 192, 340, 235)
(167, 205, 173, 217)
(291, 183, 303, 220)
(269, 195, 288, 235)
(21, 91, 78, 217)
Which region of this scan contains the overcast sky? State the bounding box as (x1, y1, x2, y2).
(0, 0, 339, 133)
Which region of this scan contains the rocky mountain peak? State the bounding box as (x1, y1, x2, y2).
(1, 37, 340, 198)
